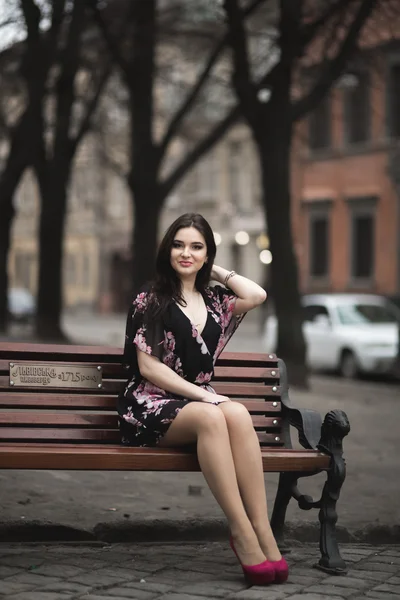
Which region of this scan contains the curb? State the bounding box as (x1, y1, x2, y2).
(0, 519, 399, 545)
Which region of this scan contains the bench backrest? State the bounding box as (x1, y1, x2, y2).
(0, 343, 286, 448)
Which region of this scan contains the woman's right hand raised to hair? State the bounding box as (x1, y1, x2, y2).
(200, 391, 231, 404)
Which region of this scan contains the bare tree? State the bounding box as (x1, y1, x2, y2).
(91, 0, 268, 294)
(223, 0, 379, 385)
(32, 1, 113, 340)
(0, 0, 65, 332)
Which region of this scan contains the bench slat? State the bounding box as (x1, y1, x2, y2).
(0, 412, 282, 429)
(0, 394, 282, 413)
(0, 377, 280, 398)
(0, 344, 276, 365)
(0, 445, 329, 472)
(0, 361, 279, 381)
(0, 428, 283, 443)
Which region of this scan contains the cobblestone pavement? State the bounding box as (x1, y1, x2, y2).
(0, 542, 399, 600)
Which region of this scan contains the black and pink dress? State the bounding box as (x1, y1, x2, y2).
(118, 285, 245, 446)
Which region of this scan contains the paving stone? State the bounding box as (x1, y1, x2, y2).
(4, 572, 62, 586)
(41, 581, 93, 595)
(148, 568, 209, 583)
(343, 569, 391, 581)
(69, 572, 123, 587)
(227, 589, 287, 600)
(0, 556, 45, 569)
(364, 554, 400, 565)
(0, 581, 35, 595)
(338, 548, 378, 556)
(286, 575, 321, 586)
(79, 596, 156, 600)
(172, 581, 245, 598)
(379, 550, 400, 558)
(353, 561, 399, 573)
(319, 575, 371, 589)
(90, 566, 139, 581)
(159, 595, 226, 600)
(366, 593, 400, 600)
(3, 593, 70, 600)
(371, 582, 400, 594)
(178, 561, 230, 574)
(0, 564, 23, 577)
(54, 557, 110, 569)
(123, 580, 173, 594)
(305, 585, 362, 598)
(280, 595, 346, 600)
(34, 562, 85, 577)
(86, 587, 159, 599)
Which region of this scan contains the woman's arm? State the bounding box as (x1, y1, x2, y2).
(211, 265, 267, 315)
(137, 350, 227, 403)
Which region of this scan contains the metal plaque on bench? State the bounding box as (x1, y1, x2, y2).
(9, 363, 103, 389)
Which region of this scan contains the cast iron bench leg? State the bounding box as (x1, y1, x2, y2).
(316, 409, 350, 574)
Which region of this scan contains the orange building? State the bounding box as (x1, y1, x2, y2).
(292, 43, 400, 298)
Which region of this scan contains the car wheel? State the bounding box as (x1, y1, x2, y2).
(339, 350, 359, 379)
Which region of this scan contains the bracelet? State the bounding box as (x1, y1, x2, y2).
(224, 270, 236, 287)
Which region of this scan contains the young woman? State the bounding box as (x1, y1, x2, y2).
(118, 213, 288, 585)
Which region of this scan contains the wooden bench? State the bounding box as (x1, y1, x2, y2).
(0, 341, 350, 574)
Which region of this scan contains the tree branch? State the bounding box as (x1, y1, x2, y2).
(161, 50, 283, 200)
(300, 0, 359, 48)
(70, 63, 113, 155)
(160, 0, 267, 156)
(161, 105, 240, 199)
(89, 0, 132, 83)
(53, 0, 85, 158)
(223, 0, 260, 122)
(292, 0, 378, 122)
(20, 0, 41, 46)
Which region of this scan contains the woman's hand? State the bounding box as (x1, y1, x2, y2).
(200, 391, 231, 404)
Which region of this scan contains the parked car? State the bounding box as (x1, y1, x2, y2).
(7, 288, 36, 324)
(263, 294, 400, 378)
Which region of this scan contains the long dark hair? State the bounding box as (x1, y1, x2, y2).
(147, 213, 217, 319)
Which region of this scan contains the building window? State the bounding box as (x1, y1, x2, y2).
(307, 201, 331, 280)
(343, 71, 370, 144)
(348, 197, 377, 282)
(387, 60, 400, 138)
(308, 96, 331, 150)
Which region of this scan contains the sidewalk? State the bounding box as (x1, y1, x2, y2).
(0, 542, 399, 600)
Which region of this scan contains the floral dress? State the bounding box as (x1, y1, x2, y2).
(118, 285, 246, 446)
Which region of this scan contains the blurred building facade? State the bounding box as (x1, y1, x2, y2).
(292, 41, 400, 298)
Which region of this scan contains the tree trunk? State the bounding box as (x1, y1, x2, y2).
(130, 185, 163, 296)
(0, 195, 16, 333)
(35, 165, 70, 340)
(256, 96, 307, 387)
(0, 110, 34, 331)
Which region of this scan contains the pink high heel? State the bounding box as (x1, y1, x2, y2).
(229, 537, 275, 585)
(270, 556, 289, 583)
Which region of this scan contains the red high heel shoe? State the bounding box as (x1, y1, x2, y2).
(230, 537, 275, 585)
(270, 556, 289, 583)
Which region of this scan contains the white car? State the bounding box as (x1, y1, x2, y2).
(263, 294, 400, 378)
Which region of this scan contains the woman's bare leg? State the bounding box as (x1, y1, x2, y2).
(218, 401, 282, 561)
(158, 402, 266, 566)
